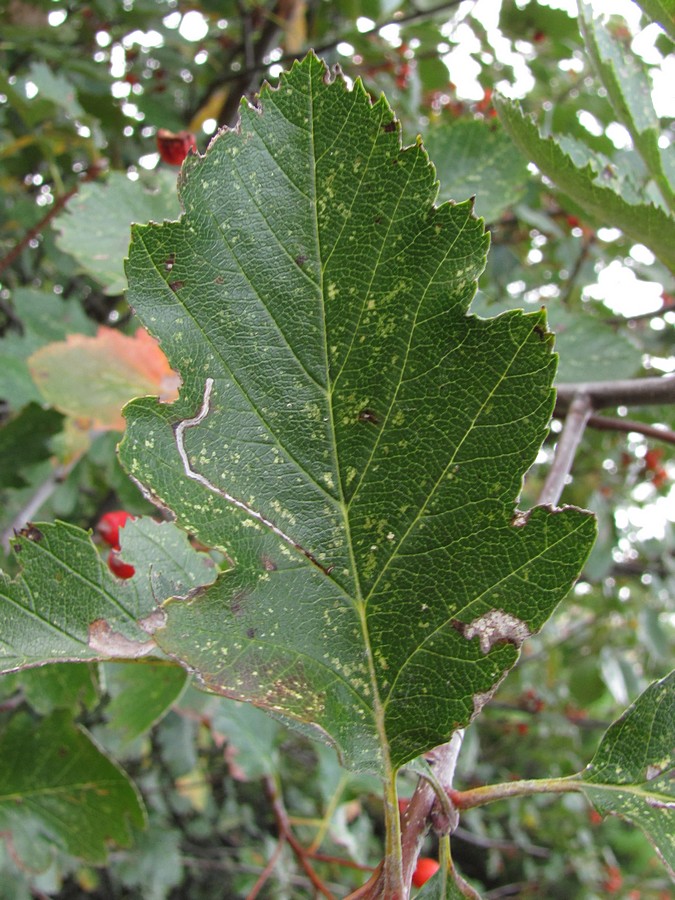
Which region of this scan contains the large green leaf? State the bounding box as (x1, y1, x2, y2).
(494, 96, 675, 273)
(119, 54, 595, 775)
(0, 711, 145, 865)
(580, 670, 675, 877)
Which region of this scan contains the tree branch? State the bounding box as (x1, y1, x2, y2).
(585, 414, 675, 445)
(555, 375, 675, 413)
(219, 0, 302, 127)
(208, 0, 466, 96)
(0, 162, 104, 279)
(263, 774, 335, 899)
(539, 392, 592, 507)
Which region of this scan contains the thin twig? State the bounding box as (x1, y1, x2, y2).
(559, 232, 595, 306)
(539, 392, 592, 506)
(219, 0, 301, 127)
(307, 850, 376, 873)
(263, 775, 336, 900)
(585, 414, 675, 445)
(0, 162, 104, 278)
(246, 836, 286, 900)
(452, 825, 550, 859)
(0, 460, 75, 554)
(208, 0, 467, 95)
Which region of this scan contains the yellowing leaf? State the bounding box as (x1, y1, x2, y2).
(28, 327, 180, 430)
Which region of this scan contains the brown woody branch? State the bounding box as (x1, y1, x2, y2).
(541, 375, 675, 507)
(0, 162, 105, 279)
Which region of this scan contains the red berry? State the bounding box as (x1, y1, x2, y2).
(601, 865, 622, 893)
(97, 510, 134, 549)
(156, 128, 198, 166)
(412, 857, 440, 888)
(644, 448, 664, 471)
(107, 549, 135, 580)
(588, 809, 603, 826)
(652, 467, 669, 489)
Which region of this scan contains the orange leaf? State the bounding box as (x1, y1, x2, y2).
(28, 327, 180, 430)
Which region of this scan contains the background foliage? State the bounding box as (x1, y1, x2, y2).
(0, 0, 673, 897)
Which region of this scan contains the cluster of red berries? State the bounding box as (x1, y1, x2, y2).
(98, 510, 135, 579)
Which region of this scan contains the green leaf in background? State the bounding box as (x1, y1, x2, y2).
(120, 54, 596, 775)
(207, 696, 281, 781)
(0, 289, 96, 410)
(28, 326, 179, 431)
(112, 816, 183, 899)
(424, 119, 528, 223)
(580, 670, 675, 877)
(0, 519, 215, 673)
(633, 0, 675, 41)
(19, 662, 99, 715)
(54, 170, 182, 295)
(546, 307, 643, 383)
(0, 403, 64, 489)
(494, 96, 675, 273)
(578, 1, 674, 213)
(101, 661, 188, 748)
(0, 711, 145, 865)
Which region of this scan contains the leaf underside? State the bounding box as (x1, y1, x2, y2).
(581, 671, 675, 877)
(120, 54, 596, 774)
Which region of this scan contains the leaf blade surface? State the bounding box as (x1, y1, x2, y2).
(120, 54, 596, 773)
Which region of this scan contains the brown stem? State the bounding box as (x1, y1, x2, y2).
(208, 0, 466, 94)
(539, 392, 592, 506)
(0, 162, 104, 278)
(560, 232, 595, 306)
(452, 825, 550, 859)
(347, 735, 464, 899)
(307, 851, 375, 872)
(450, 776, 583, 811)
(585, 414, 675, 445)
(263, 775, 336, 900)
(246, 835, 286, 900)
(555, 375, 675, 412)
(219, 0, 301, 127)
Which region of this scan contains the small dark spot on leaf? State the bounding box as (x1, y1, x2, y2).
(230, 591, 248, 616)
(214, 275, 224, 284)
(391, 159, 399, 166)
(169, 280, 184, 292)
(383, 120, 397, 133)
(164, 253, 175, 272)
(246, 627, 256, 638)
(374, 215, 382, 225)
(534, 324, 547, 340)
(358, 408, 380, 425)
(295, 254, 308, 266)
(57, 745, 69, 758)
(19, 524, 43, 543)
(261, 555, 277, 572)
